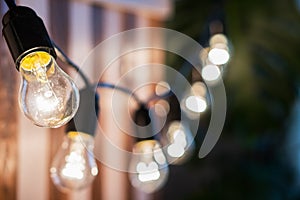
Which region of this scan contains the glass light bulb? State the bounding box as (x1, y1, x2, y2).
(208, 33, 230, 65)
(165, 121, 195, 164)
(185, 96, 207, 113)
(129, 140, 169, 194)
(181, 82, 208, 119)
(201, 64, 221, 82)
(19, 51, 79, 128)
(50, 131, 98, 192)
(208, 48, 230, 65)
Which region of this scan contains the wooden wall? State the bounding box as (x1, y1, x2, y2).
(0, 0, 171, 199)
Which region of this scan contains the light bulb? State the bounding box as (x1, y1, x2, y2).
(208, 33, 230, 65)
(129, 140, 169, 193)
(201, 64, 221, 82)
(185, 96, 207, 113)
(208, 48, 230, 65)
(50, 131, 98, 191)
(165, 121, 195, 164)
(181, 82, 208, 119)
(2, 6, 80, 128)
(19, 51, 79, 128)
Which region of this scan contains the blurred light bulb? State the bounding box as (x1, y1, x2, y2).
(181, 82, 208, 119)
(185, 96, 207, 113)
(208, 48, 230, 65)
(19, 51, 79, 128)
(50, 131, 98, 191)
(155, 81, 171, 96)
(208, 33, 230, 65)
(165, 121, 195, 164)
(201, 64, 221, 82)
(129, 140, 169, 193)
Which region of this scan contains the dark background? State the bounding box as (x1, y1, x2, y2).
(160, 0, 300, 199)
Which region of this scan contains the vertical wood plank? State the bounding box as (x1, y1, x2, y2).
(69, 1, 93, 88)
(16, 0, 50, 200)
(48, 1, 71, 200)
(69, 1, 94, 200)
(95, 7, 132, 200)
(0, 2, 18, 200)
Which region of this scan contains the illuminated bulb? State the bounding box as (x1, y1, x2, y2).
(208, 33, 230, 65)
(165, 121, 195, 164)
(129, 140, 169, 193)
(155, 81, 171, 96)
(185, 96, 207, 113)
(50, 131, 98, 191)
(208, 48, 230, 65)
(181, 82, 208, 118)
(2, 6, 79, 128)
(201, 64, 221, 82)
(19, 51, 79, 128)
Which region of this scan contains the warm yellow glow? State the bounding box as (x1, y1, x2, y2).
(201, 64, 221, 82)
(35, 91, 60, 112)
(129, 140, 169, 193)
(50, 132, 98, 191)
(20, 51, 51, 71)
(18, 50, 79, 128)
(61, 151, 85, 180)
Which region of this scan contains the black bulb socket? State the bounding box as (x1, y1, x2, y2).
(66, 87, 99, 137)
(2, 6, 56, 71)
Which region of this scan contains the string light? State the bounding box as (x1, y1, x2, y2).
(50, 87, 99, 191)
(2, 3, 79, 128)
(128, 104, 169, 193)
(1, 0, 231, 194)
(165, 121, 195, 164)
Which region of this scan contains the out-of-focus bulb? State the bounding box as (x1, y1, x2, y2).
(201, 64, 221, 82)
(50, 131, 98, 191)
(165, 121, 195, 164)
(19, 51, 79, 128)
(181, 82, 208, 119)
(208, 33, 230, 65)
(129, 140, 169, 193)
(185, 96, 207, 113)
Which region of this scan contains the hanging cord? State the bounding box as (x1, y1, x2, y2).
(52, 41, 174, 109)
(4, 0, 16, 9)
(97, 82, 143, 105)
(53, 41, 92, 88)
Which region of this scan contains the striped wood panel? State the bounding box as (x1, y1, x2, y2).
(0, 1, 18, 200)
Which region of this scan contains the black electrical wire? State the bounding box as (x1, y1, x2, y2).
(4, 0, 16, 9)
(52, 41, 92, 88)
(97, 82, 143, 104)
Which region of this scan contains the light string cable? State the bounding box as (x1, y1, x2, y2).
(4, 0, 16, 9)
(51, 42, 147, 105)
(52, 42, 93, 88)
